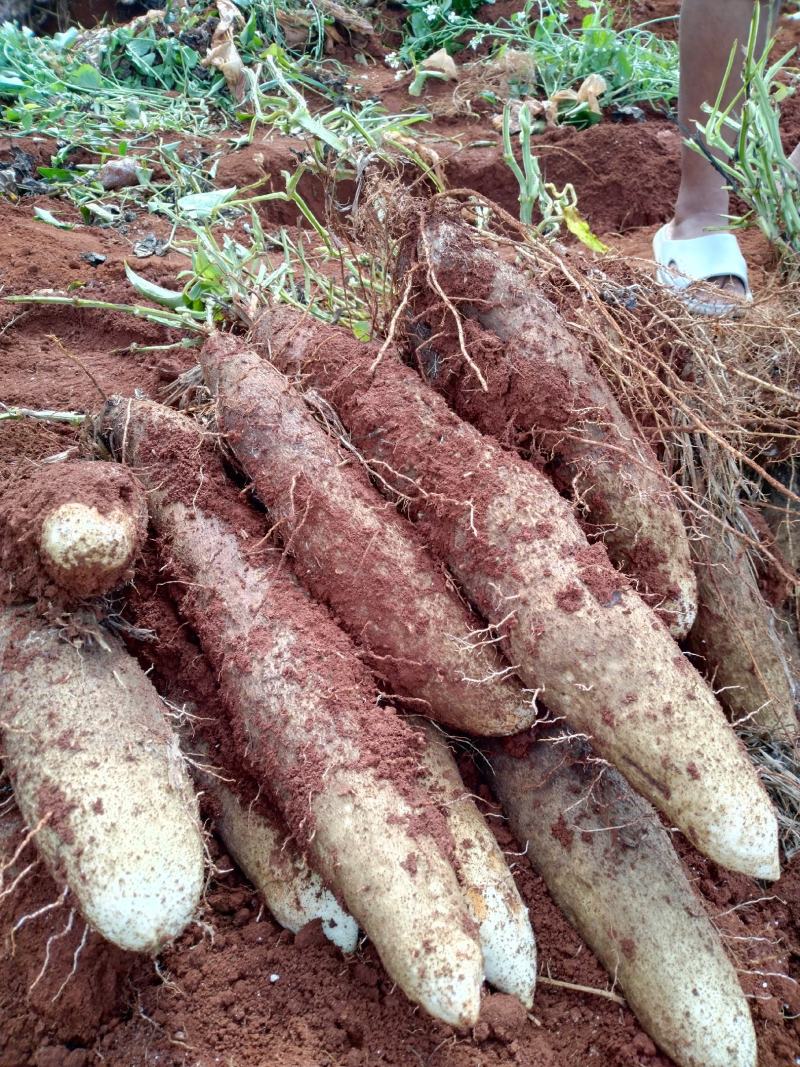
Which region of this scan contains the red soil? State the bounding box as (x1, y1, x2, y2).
(2, 2, 800, 1064)
(0, 460, 147, 604)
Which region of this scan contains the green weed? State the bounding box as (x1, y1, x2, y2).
(392, 0, 678, 125)
(690, 6, 800, 262)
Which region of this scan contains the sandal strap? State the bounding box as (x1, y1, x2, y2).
(655, 230, 750, 292)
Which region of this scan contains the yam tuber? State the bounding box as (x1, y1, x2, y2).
(100, 396, 484, 1028)
(490, 731, 757, 1067)
(257, 307, 779, 880)
(408, 215, 697, 639)
(200, 332, 533, 736)
(0, 605, 204, 952)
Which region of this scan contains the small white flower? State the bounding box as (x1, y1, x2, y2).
(469, 33, 484, 49)
(385, 51, 400, 69)
(446, 11, 459, 21)
(424, 3, 439, 20)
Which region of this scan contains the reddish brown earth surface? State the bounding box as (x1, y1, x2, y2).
(2, 1, 800, 1065)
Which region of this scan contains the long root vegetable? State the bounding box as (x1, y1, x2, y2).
(763, 465, 800, 579)
(124, 560, 361, 954)
(200, 332, 532, 736)
(490, 732, 757, 1067)
(257, 307, 779, 880)
(100, 397, 484, 1028)
(407, 214, 697, 639)
(689, 523, 798, 742)
(191, 745, 359, 952)
(128, 575, 361, 953)
(409, 716, 536, 1007)
(0, 605, 204, 952)
(0, 460, 147, 603)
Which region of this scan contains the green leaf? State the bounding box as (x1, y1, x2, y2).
(124, 261, 186, 308)
(561, 205, 609, 253)
(70, 64, 105, 90)
(351, 319, 372, 341)
(176, 187, 237, 219)
(410, 10, 431, 36)
(33, 207, 76, 230)
(38, 166, 75, 181)
(0, 73, 25, 94)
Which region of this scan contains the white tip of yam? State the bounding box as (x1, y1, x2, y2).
(40, 502, 138, 595)
(705, 804, 780, 882)
(84, 849, 204, 952)
(291, 875, 359, 953)
(674, 977, 757, 1067)
(422, 966, 484, 1030)
(409, 717, 536, 1008)
(312, 771, 484, 1029)
(468, 882, 537, 1008)
(208, 774, 359, 953)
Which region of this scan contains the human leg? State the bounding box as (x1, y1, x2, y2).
(659, 0, 778, 298)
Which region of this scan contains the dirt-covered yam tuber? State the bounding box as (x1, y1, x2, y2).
(0, 606, 204, 952)
(490, 732, 757, 1067)
(409, 717, 536, 1007)
(689, 523, 798, 742)
(0, 460, 147, 602)
(258, 307, 779, 881)
(191, 741, 359, 952)
(200, 333, 533, 736)
(409, 215, 697, 639)
(100, 397, 483, 1028)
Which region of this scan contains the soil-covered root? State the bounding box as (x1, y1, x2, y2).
(408, 716, 536, 1007)
(762, 476, 800, 640)
(190, 741, 359, 952)
(200, 333, 532, 736)
(489, 732, 757, 1067)
(764, 476, 800, 579)
(257, 307, 779, 881)
(99, 396, 484, 1028)
(407, 215, 697, 640)
(0, 605, 204, 952)
(0, 460, 147, 603)
(688, 523, 799, 742)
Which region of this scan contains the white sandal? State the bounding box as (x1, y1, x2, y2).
(652, 223, 752, 317)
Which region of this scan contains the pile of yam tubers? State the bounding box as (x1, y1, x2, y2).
(2, 213, 797, 1067)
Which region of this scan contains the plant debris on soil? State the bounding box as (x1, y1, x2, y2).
(2, 0, 800, 1065)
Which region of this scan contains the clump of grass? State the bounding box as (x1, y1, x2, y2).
(7, 167, 387, 337)
(501, 99, 607, 249)
(690, 5, 800, 264)
(391, 0, 678, 125)
(0, 23, 221, 146)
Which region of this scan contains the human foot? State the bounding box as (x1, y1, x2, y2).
(664, 213, 748, 297)
(652, 221, 751, 316)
